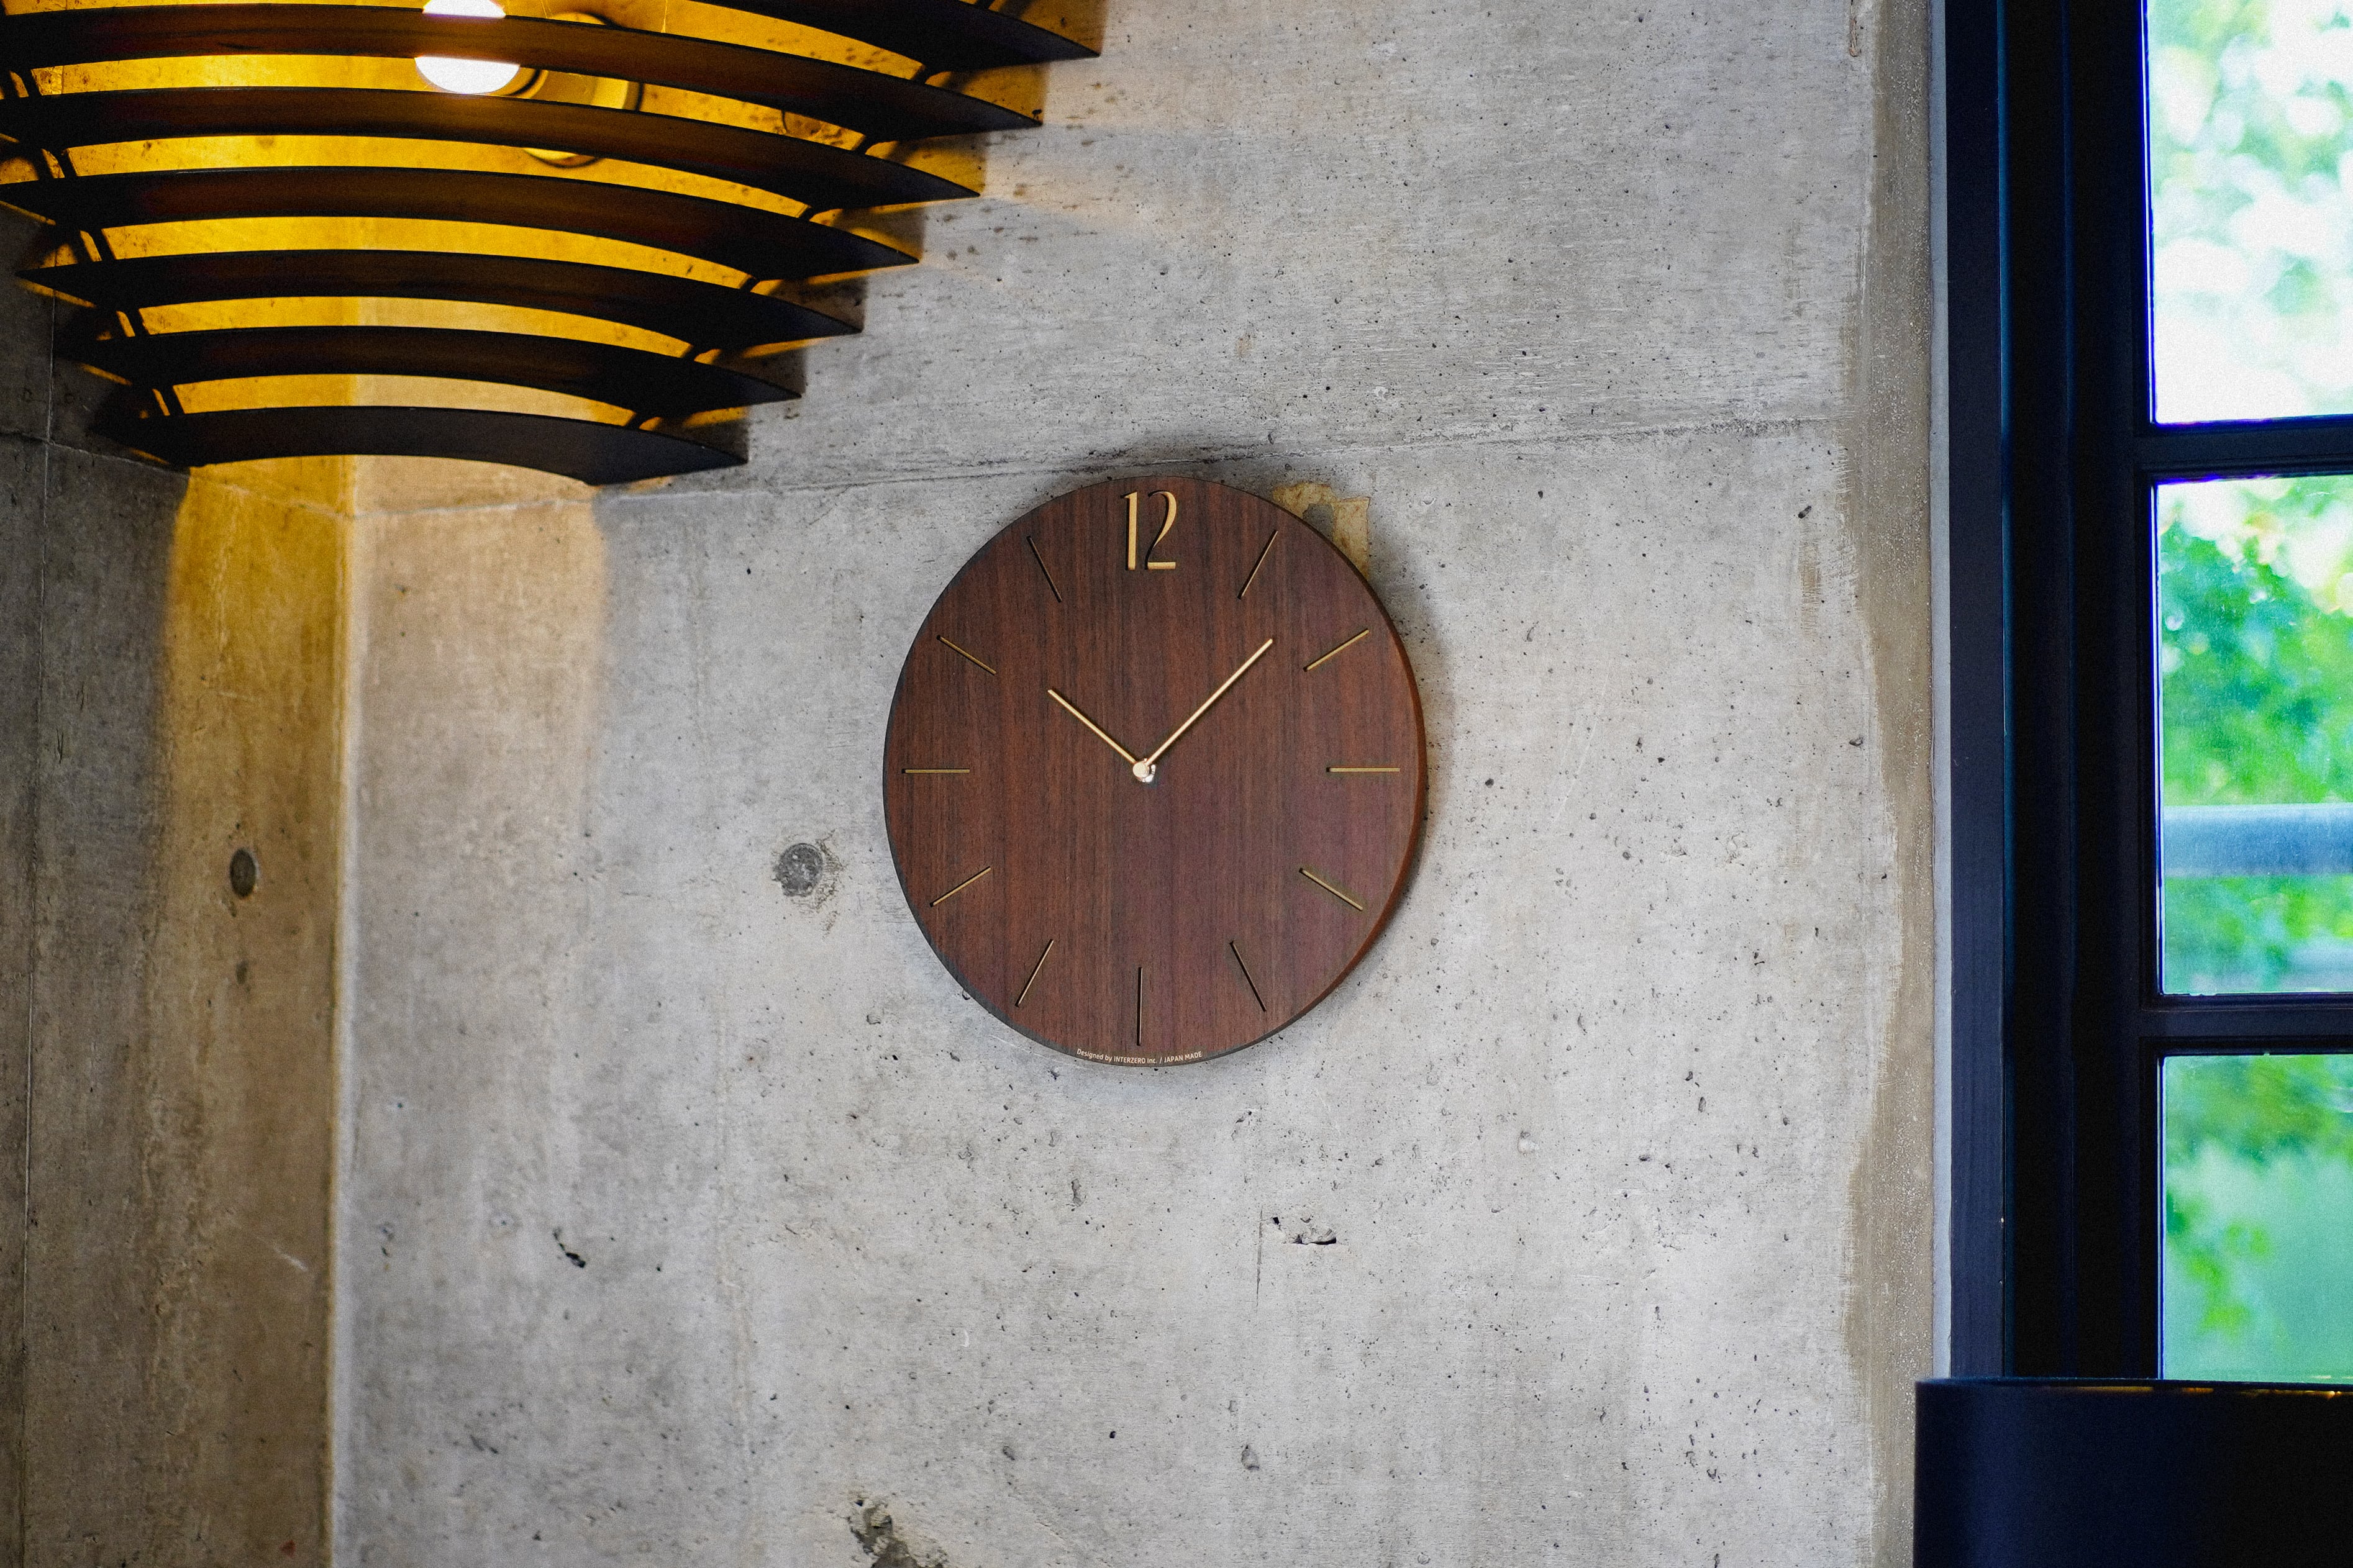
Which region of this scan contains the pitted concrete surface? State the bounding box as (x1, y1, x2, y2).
(335, 1, 1932, 1563)
(341, 427, 1926, 1566)
(333, 1, 1936, 1551)
(0, 0, 1937, 1561)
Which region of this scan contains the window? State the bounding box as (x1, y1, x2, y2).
(1948, 0, 2353, 1379)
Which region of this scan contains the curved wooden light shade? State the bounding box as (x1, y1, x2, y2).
(691, 0, 1093, 71)
(99, 404, 742, 486)
(0, 0, 1093, 484)
(1, 166, 913, 279)
(70, 324, 792, 417)
(24, 250, 849, 353)
(2, 7, 1035, 140)
(0, 88, 975, 213)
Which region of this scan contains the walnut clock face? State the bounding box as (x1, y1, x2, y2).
(882, 478, 1426, 1065)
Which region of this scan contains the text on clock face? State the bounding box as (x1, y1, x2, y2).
(1125, 490, 1178, 572)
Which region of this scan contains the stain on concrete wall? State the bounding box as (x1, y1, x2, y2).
(1270, 482, 1372, 574)
(1841, 0, 1939, 1561)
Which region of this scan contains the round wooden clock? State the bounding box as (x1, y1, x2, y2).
(882, 477, 1426, 1064)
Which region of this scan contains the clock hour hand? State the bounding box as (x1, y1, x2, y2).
(1132, 638, 1275, 784)
(1047, 688, 1143, 768)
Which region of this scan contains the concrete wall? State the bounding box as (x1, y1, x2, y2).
(0, 256, 42, 1568)
(0, 217, 345, 1566)
(334, 1, 1935, 1566)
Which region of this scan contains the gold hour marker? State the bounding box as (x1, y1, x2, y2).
(1135, 965, 1145, 1047)
(1239, 528, 1280, 600)
(1229, 941, 1267, 1012)
(929, 865, 993, 907)
(1025, 535, 1063, 604)
(902, 768, 970, 775)
(1303, 628, 1370, 671)
(1298, 865, 1366, 911)
(937, 636, 997, 675)
(1327, 766, 1400, 775)
(1017, 940, 1056, 1007)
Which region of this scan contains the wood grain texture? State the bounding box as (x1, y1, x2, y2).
(883, 478, 1426, 1064)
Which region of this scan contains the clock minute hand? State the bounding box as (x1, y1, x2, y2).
(1132, 638, 1275, 784)
(1047, 688, 1143, 768)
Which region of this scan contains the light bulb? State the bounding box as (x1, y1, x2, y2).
(417, 0, 521, 96)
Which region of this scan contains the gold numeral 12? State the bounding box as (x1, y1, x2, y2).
(1126, 491, 1178, 571)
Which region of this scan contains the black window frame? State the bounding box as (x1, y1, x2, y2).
(1949, 0, 2353, 1376)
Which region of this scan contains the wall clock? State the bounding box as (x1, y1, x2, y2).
(883, 477, 1426, 1065)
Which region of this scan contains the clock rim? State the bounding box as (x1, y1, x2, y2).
(880, 474, 1429, 1067)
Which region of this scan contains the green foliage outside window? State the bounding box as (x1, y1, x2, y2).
(2160, 477, 2353, 986)
(2147, 0, 2353, 1381)
(2149, 0, 2353, 421)
(2164, 1056, 2353, 1379)
(2159, 479, 2353, 1377)
(2159, 482, 2353, 994)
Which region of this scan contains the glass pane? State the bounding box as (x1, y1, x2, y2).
(2159, 475, 2353, 992)
(2148, 0, 2353, 422)
(2162, 1053, 2353, 1380)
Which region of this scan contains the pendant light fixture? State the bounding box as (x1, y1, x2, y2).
(0, 0, 1091, 484)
